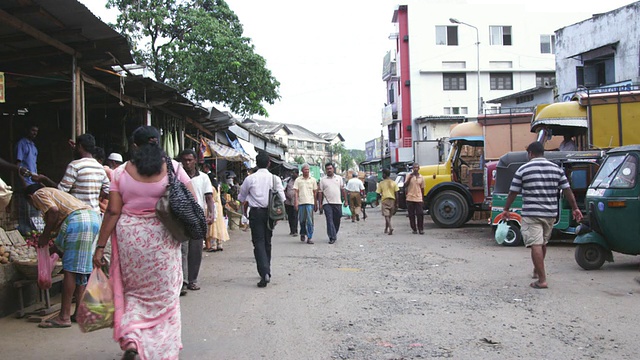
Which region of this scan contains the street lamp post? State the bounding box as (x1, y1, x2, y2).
(450, 18, 481, 114)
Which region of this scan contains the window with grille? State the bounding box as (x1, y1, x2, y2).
(443, 73, 467, 90)
(536, 72, 556, 87)
(540, 34, 555, 54)
(490, 26, 512, 46)
(490, 73, 513, 90)
(436, 26, 458, 45)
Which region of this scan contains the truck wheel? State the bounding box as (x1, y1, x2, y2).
(429, 190, 469, 228)
(575, 244, 606, 270)
(502, 222, 523, 247)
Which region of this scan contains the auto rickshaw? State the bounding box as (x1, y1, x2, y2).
(573, 145, 640, 270)
(490, 150, 603, 246)
(363, 175, 379, 208)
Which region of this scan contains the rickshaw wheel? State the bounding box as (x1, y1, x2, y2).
(575, 244, 606, 270)
(502, 222, 523, 247)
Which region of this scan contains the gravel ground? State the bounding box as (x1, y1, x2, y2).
(2, 206, 639, 359)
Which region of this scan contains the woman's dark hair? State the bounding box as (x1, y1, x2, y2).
(131, 126, 165, 176)
(24, 183, 44, 198)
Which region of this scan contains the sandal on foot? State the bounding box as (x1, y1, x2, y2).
(530, 281, 548, 289)
(206, 248, 218, 252)
(39, 317, 71, 329)
(388, 229, 393, 235)
(187, 283, 201, 290)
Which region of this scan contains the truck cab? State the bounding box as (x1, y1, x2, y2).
(419, 122, 486, 228)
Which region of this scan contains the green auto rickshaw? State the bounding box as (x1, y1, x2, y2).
(574, 145, 640, 270)
(490, 150, 603, 246)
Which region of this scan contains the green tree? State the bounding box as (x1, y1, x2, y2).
(294, 156, 305, 164)
(106, 0, 280, 116)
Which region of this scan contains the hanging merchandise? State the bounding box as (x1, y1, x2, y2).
(167, 122, 175, 159)
(121, 114, 128, 154)
(173, 121, 180, 157)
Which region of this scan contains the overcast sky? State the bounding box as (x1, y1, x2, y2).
(80, 0, 635, 149)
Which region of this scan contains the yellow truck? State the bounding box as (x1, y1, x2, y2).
(417, 114, 545, 228)
(532, 87, 640, 150)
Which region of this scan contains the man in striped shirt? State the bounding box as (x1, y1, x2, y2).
(501, 142, 583, 289)
(58, 134, 110, 213)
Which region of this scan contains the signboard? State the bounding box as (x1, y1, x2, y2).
(561, 81, 633, 102)
(0, 72, 5, 103)
(365, 137, 384, 161)
(381, 104, 394, 126)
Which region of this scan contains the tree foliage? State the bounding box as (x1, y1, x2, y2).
(106, 0, 280, 116)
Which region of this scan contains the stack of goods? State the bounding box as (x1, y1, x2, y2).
(0, 228, 61, 279)
(0, 228, 36, 264)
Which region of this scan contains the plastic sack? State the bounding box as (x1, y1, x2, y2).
(77, 268, 114, 333)
(342, 204, 352, 217)
(241, 215, 249, 225)
(495, 220, 509, 245)
(37, 245, 59, 290)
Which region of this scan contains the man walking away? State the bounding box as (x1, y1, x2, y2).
(179, 150, 215, 292)
(345, 172, 365, 222)
(57, 134, 110, 213)
(376, 169, 400, 235)
(501, 142, 582, 289)
(239, 152, 285, 287)
(284, 168, 299, 236)
(293, 164, 317, 244)
(405, 163, 426, 234)
(318, 163, 346, 244)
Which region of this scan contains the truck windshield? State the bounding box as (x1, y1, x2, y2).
(592, 154, 637, 189)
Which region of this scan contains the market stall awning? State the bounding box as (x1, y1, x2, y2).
(206, 141, 250, 162)
(269, 157, 298, 170)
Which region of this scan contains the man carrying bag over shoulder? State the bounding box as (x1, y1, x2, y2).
(238, 152, 285, 288)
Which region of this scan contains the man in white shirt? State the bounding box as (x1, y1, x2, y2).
(344, 172, 365, 222)
(559, 135, 577, 151)
(239, 152, 285, 287)
(179, 149, 215, 293)
(318, 163, 347, 244)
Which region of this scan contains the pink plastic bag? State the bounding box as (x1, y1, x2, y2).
(37, 245, 59, 290)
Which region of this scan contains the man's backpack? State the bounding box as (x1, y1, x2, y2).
(268, 175, 286, 227)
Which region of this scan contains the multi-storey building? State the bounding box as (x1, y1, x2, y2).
(382, 1, 594, 164)
(242, 119, 344, 170)
(555, 1, 640, 100)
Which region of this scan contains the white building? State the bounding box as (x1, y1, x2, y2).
(555, 1, 640, 100)
(241, 119, 345, 170)
(383, 0, 595, 164)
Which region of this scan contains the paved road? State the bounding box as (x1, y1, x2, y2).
(2, 207, 639, 359)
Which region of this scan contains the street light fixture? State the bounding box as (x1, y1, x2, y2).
(450, 18, 482, 114)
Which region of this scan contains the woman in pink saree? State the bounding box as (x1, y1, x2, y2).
(94, 126, 193, 360)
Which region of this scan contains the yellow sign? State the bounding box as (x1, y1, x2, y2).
(0, 72, 4, 103)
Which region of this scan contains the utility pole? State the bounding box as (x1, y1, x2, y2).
(380, 129, 384, 171)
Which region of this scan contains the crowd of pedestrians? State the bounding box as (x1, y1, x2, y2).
(4, 124, 585, 360)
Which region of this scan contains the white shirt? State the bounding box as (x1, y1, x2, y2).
(189, 171, 213, 209)
(345, 177, 365, 193)
(238, 168, 285, 208)
(318, 175, 344, 205)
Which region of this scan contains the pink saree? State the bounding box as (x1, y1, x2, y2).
(110, 213, 182, 360)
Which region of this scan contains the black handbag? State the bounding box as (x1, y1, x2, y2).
(155, 158, 208, 241)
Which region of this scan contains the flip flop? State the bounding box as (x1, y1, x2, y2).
(187, 283, 201, 290)
(39, 318, 72, 329)
(206, 248, 218, 252)
(530, 281, 548, 289)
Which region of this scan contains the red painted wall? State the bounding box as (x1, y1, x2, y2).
(397, 6, 412, 149)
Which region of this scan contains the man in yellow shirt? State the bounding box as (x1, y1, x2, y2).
(293, 164, 318, 244)
(376, 169, 400, 235)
